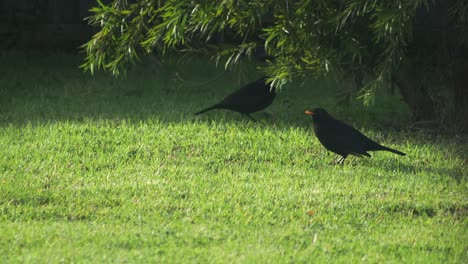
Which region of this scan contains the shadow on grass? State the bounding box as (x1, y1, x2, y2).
(1, 52, 467, 166)
(0, 52, 412, 128)
(381, 201, 468, 219)
(362, 157, 467, 182)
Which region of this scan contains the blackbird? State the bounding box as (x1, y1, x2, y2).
(195, 77, 275, 121)
(305, 108, 406, 164)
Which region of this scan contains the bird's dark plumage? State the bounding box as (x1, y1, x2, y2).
(195, 77, 276, 121)
(305, 108, 406, 164)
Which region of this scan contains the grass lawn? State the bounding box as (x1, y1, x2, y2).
(0, 53, 467, 263)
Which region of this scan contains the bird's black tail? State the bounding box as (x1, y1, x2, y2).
(194, 105, 219, 115)
(379, 145, 406, 156)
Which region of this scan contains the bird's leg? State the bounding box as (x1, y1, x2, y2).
(245, 114, 257, 122)
(337, 155, 347, 165)
(337, 157, 344, 165)
(333, 155, 346, 165)
(330, 156, 341, 165)
(333, 156, 342, 165)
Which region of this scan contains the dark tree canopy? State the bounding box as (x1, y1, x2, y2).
(82, 0, 468, 132)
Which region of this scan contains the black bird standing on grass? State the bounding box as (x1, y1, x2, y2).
(195, 77, 276, 121)
(305, 108, 406, 165)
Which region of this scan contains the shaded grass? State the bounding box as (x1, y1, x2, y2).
(0, 53, 467, 263)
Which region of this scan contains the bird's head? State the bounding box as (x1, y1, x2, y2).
(304, 108, 329, 122)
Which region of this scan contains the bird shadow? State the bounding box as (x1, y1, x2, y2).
(360, 157, 466, 182)
(1, 52, 467, 174)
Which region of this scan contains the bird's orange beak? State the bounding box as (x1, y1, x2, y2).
(305, 110, 314, 116)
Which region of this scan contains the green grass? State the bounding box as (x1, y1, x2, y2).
(0, 53, 467, 263)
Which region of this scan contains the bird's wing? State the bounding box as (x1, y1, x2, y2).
(320, 120, 372, 154)
(336, 120, 385, 152)
(219, 83, 271, 111)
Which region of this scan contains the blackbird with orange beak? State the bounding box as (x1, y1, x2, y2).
(305, 108, 406, 164)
